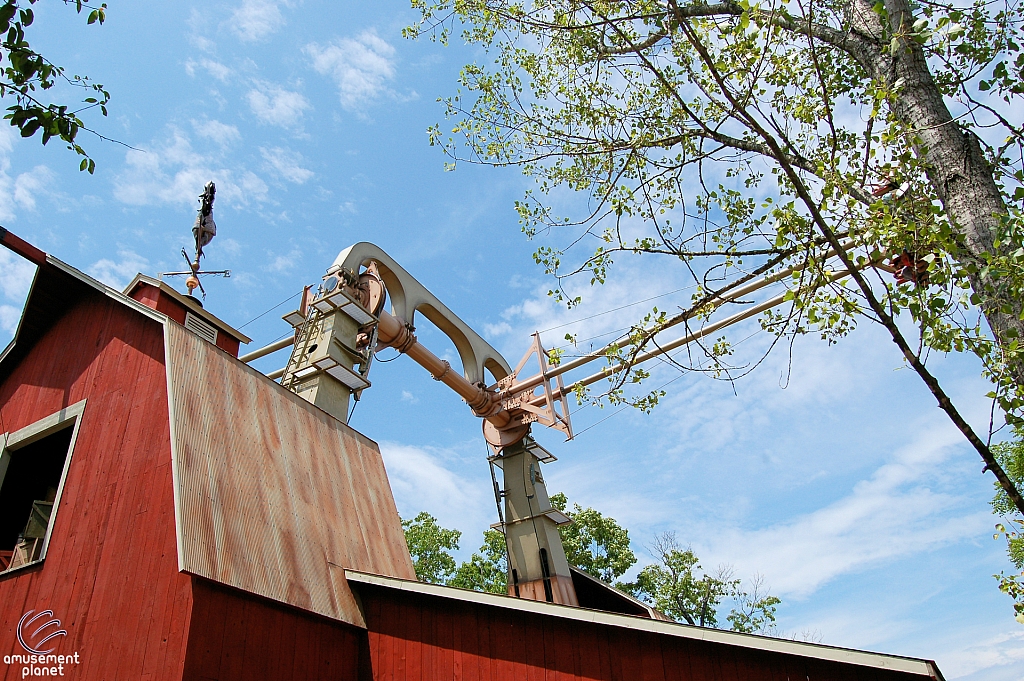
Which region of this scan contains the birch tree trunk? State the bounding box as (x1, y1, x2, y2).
(850, 0, 1024, 386)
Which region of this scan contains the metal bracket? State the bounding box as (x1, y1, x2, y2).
(492, 334, 573, 441)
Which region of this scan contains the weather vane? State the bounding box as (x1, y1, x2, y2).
(160, 181, 231, 300)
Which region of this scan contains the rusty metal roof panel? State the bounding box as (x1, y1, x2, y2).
(164, 321, 414, 628)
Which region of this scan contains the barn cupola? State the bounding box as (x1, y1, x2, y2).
(123, 181, 249, 357)
(125, 275, 250, 357)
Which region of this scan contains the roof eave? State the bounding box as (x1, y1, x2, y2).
(345, 570, 945, 681)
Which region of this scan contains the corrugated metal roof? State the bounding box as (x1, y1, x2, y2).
(165, 322, 415, 628)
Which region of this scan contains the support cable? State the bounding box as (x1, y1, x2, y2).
(238, 289, 304, 329)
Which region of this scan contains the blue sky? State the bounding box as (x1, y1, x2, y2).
(0, 1, 1022, 678)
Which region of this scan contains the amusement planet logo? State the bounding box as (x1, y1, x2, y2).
(4, 609, 80, 678)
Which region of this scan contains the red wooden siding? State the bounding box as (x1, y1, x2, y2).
(355, 584, 933, 681)
(181, 578, 362, 681)
(0, 292, 192, 681)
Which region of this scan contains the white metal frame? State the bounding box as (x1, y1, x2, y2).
(0, 399, 87, 571)
(330, 242, 512, 384)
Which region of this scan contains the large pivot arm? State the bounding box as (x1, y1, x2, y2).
(269, 243, 581, 607)
(331, 242, 511, 385)
(253, 241, 889, 610)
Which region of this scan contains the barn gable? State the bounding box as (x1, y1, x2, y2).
(0, 231, 413, 634)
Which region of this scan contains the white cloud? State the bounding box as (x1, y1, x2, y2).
(0, 248, 36, 301)
(484, 321, 512, 337)
(219, 237, 242, 256)
(113, 127, 268, 208)
(87, 250, 150, 290)
(378, 441, 491, 538)
(260, 146, 313, 184)
(400, 390, 419, 404)
(941, 628, 1024, 680)
(12, 165, 55, 212)
(186, 8, 217, 53)
(246, 82, 311, 128)
(230, 0, 284, 42)
(0, 304, 20, 335)
(192, 119, 241, 147)
(698, 423, 991, 599)
(184, 58, 233, 82)
(306, 31, 396, 110)
(0, 127, 56, 221)
(267, 247, 302, 273)
(480, 258, 698, 362)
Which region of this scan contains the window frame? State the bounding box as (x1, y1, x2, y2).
(0, 399, 86, 571)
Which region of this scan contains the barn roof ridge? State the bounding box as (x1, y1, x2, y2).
(1, 229, 249, 354)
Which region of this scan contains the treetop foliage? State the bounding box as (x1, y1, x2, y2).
(450, 528, 509, 594)
(0, 0, 110, 173)
(550, 491, 637, 583)
(402, 496, 782, 634)
(402, 511, 462, 584)
(621, 531, 781, 633)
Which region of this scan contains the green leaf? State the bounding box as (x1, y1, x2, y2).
(19, 119, 40, 137)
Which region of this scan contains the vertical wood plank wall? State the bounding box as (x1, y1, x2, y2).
(0, 294, 192, 680)
(181, 578, 362, 681)
(357, 585, 931, 681)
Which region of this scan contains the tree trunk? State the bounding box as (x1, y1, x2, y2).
(846, 0, 1024, 392)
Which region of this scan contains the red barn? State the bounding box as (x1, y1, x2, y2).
(0, 229, 944, 681)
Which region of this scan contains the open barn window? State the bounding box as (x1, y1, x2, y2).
(0, 401, 85, 573)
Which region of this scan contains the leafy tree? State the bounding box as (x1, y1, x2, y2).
(626, 532, 781, 633)
(627, 534, 736, 626)
(402, 508, 783, 634)
(548, 493, 780, 632)
(550, 491, 637, 583)
(992, 430, 1024, 622)
(402, 511, 462, 584)
(1, 0, 110, 173)
(407, 0, 1024, 515)
(450, 528, 509, 594)
(727, 574, 783, 634)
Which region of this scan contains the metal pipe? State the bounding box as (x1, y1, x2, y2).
(508, 241, 857, 395)
(376, 311, 511, 427)
(267, 367, 286, 380)
(240, 336, 295, 363)
(538, 268, 854, 403)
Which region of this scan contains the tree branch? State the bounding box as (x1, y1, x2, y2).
(675, 15, 1024, 516)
